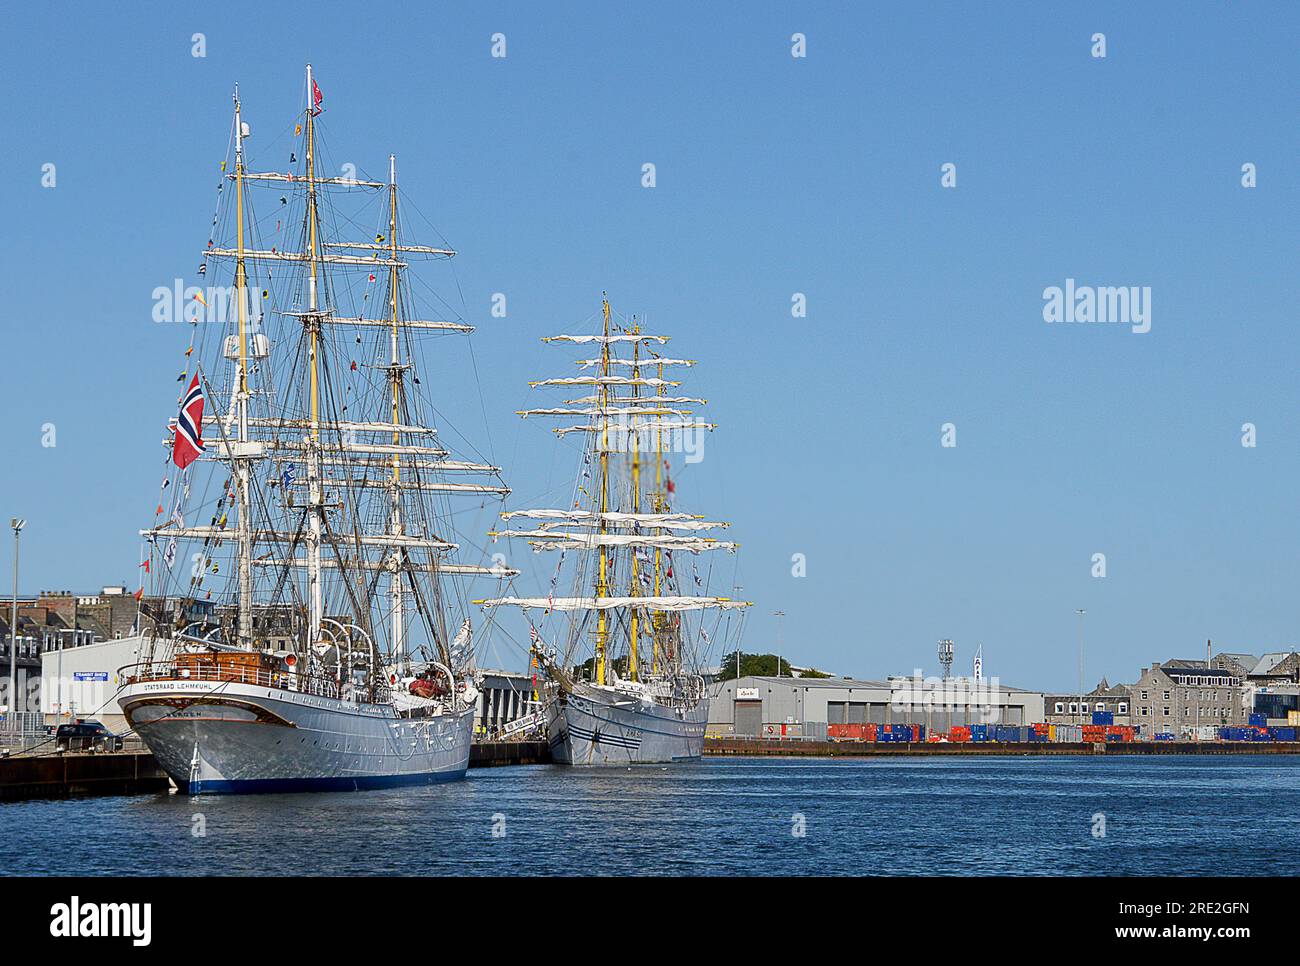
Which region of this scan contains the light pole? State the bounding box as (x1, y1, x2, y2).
(1076, 608, 1086, 726)
(773, 610, 785, 677)
(9, 519, 24, 733)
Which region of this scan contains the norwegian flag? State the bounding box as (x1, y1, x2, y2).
(173, 375, 205, 469)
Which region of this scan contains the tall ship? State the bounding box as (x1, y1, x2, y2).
(478, 299, 749, 764)
(115, 67, 515, 793)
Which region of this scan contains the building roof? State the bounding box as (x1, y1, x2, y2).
(1251, 652, 1297, 675)
(740, 675, 892, 689)
(1153, 661, 1238, 682)
(735, 674, 1041, 694)
(1213, 651, 1258, 665)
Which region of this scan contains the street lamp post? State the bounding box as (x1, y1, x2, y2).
(1076, 608, 1086, 726)
(773, 611, 785, 677)
(9, 519, 24, 734)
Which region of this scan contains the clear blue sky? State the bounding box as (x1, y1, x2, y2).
(1, 2, 1297, 691)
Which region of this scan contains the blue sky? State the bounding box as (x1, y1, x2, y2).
(1, 2, 1297, 690)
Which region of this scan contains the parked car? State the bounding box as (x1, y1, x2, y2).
(55, 720, 123, 752)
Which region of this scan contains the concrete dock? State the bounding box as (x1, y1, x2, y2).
(0, 751, 170, 802)
(470, 740, 551, 766)
(703, 737, 1300, 757)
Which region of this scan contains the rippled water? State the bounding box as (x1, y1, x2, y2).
(3, 755, 1297, 875)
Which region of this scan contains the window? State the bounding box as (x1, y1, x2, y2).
(1140, 690, 1149, 700)
(1163, 691, 1171, 701)
(1118, 702, 1128, 714)
(1068, 702, 1078, 714)
(1096, 703, 1107, 712)
(1081, 703, 1090, 713)
(1141, 707, 1149, 716)
(1163, 707, 1170, 717)
(1054, 702, 1065, 713)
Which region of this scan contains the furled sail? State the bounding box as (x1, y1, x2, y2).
(478, 596, 749, 612)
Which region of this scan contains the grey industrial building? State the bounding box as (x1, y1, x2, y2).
(708, 675, 1046, 738)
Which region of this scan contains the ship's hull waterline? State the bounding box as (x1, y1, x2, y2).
(546, 684, 707, 766)
(119, 679, 473, 794)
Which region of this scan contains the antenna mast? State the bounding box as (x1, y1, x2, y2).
(938, 638, 954, 679)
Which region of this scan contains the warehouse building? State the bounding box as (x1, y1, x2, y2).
(40, 635, 146, 734)
(708, 675, 1046, 738)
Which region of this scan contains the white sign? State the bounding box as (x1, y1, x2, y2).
(736, 687, 759, 700)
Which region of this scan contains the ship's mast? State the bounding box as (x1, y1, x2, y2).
(303, 63, 325, 642)
(233, 85, 254, 649)
(651, 356, 666, 675)
(627, 322, 641, 682)
(387, 154, 405, 665)
(594, 296, 611, 686)
(478, 302, 749, 687)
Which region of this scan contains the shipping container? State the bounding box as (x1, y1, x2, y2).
(1091, 711, 1114, 726)
(1249, 713, 1267, 727)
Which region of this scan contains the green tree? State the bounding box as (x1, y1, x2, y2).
(716, 651, 797, 681)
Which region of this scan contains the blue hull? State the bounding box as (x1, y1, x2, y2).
(187, 767, 467, 795)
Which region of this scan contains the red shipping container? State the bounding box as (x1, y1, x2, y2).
(864, 724, 878, 742)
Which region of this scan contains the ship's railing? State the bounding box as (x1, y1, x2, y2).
(120, 660, 345, 700)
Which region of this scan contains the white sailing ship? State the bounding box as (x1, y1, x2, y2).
(479, 299, 749, 764)
(116, 67, 514, 793)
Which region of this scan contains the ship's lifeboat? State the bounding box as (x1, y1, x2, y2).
(409, 675, 448, 699)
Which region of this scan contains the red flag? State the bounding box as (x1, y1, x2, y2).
(312, 79, 323, 115)
(140, 559, 151, 574)
(133, 587, 144, 602)
(173, 375, 205, 469)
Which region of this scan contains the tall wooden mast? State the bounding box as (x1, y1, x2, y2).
(303, 63, 324, 640)
(387, 154, 405, 664)
(627, 321, 641, 682)
(594, 296, 611, 685)
(233, 84, 254, 648)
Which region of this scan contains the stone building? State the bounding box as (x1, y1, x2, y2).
(2, 592, 107, 718)
(1130, 660, 1246, 736)
(1247, 652, 1300, 684)
(1044, 678, 1132, 725)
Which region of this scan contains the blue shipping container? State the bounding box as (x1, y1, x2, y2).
(1092, 711, 1114, 726)
(1249, 713, 1266, 727)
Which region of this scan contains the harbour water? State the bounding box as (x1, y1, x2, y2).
(3, 756, 1297, 876)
